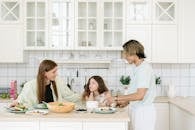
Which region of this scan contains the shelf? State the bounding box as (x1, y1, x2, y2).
(56, 60, 111, 64)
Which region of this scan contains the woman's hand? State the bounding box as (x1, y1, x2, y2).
(10, 100, 19, 107)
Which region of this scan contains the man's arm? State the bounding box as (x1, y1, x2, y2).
(117, 88, 148, 102)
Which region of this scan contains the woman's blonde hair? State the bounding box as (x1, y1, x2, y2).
(122, 39, 146, 58)
(37, 59, 58, 103)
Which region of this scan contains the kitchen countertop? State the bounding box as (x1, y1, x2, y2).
(154, 96, 170, 103)
(0, 106, 130, 122)
(154, 96, 195, 116)
(169, 97, 195, 116)
(1, 96, 195, 119)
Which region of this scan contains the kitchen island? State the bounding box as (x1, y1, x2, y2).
(0, 103, 130, 130)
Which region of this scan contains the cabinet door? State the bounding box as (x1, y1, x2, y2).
(155, 103, 169, 130)
(126, 25, 152, 62)
(126, 0, 152, 24)
(152, 0, 177, 24)
(25, 0, 47, 49)
(49, 0, 74, 49)
(0, 25, 23, 63)
(75, 0, 125, 50)
(83, 122, 128, 130)
(0, 121, 39, 130)
(102, 1, 125, 50)
(152, 25, 178, 63)
(0, 0, 22, 23)
(178, 0, 195, 63)
(170, 104, 195, 130)
(40, 121, 82, 130)
(75, 1, 98, 49)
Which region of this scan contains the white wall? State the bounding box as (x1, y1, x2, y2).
(0, 50, 195, 96)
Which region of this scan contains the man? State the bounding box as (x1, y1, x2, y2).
(107, 40, 156, 130)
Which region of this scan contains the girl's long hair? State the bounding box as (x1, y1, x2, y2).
(82, 76, 108, 101)
(37, 59, 58, 103)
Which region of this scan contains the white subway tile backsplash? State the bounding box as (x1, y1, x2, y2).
(190, 77, 195, 86)
(179, 64, 190, 77)
(171, 64, 180, 77)
(190, 68, 195, 77)
(189, 87, 195, 96)
(1, 50, 195, 96)
(161, 64, 172, 76)
(0, 77, 8, 86)
(171, 77, 181, 87)
(180, 77, 190, 86)
(0, 68, 7, 77)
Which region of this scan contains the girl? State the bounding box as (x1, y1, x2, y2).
(11, 59, 80, 107)
(82, 76, 112, 107)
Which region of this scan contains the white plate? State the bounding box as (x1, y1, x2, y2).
(94, 107, 116, 114)
(6, 107, 27, 114)
(33, 103, 48, 109)
(26, 109, 48, 115)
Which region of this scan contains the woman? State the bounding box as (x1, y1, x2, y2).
(11, 59, 80, 107)
(107, 40, 156, 130)
(82, 76, 111, 106)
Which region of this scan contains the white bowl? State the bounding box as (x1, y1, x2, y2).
(86, 101, 98, 112)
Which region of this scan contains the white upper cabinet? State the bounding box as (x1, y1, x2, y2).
(126, 25, 152, 61)
(0, 0, 22, 23)
(152, 24, 178, 63)
(49, 0, 74, 49)
(75, 1, 98, 49)
(25, 0, 47, 49)
(125, 0, 152, 62)
(0, 24, 23, 63)
(126, 0, 152, 24)
(0, 0, 23, 63)
(178, 0, 195, 63)
(75, 0, 125, 50)
(152, 0, 178, 63)
(153, 0, 176, 24)
(102, 1, 124, 50)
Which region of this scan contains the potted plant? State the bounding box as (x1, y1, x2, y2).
(155, 76, 161, 85)
(120, 75, 130, 95)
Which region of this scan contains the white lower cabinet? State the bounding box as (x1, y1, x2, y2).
(0, 121, 39, 130)
(170, 104, 195, 130)
(40, 121, 82, 130)
(83, 122, 128, 130)
(155, 103, 170, 130)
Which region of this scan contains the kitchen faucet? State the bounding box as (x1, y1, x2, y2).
(70, 78, 75, 87)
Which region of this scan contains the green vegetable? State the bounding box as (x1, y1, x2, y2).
(0, 93, 9, 99)
(58, 103, 64, 106)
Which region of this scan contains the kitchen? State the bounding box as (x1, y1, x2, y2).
(0, 0, 195, 130)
